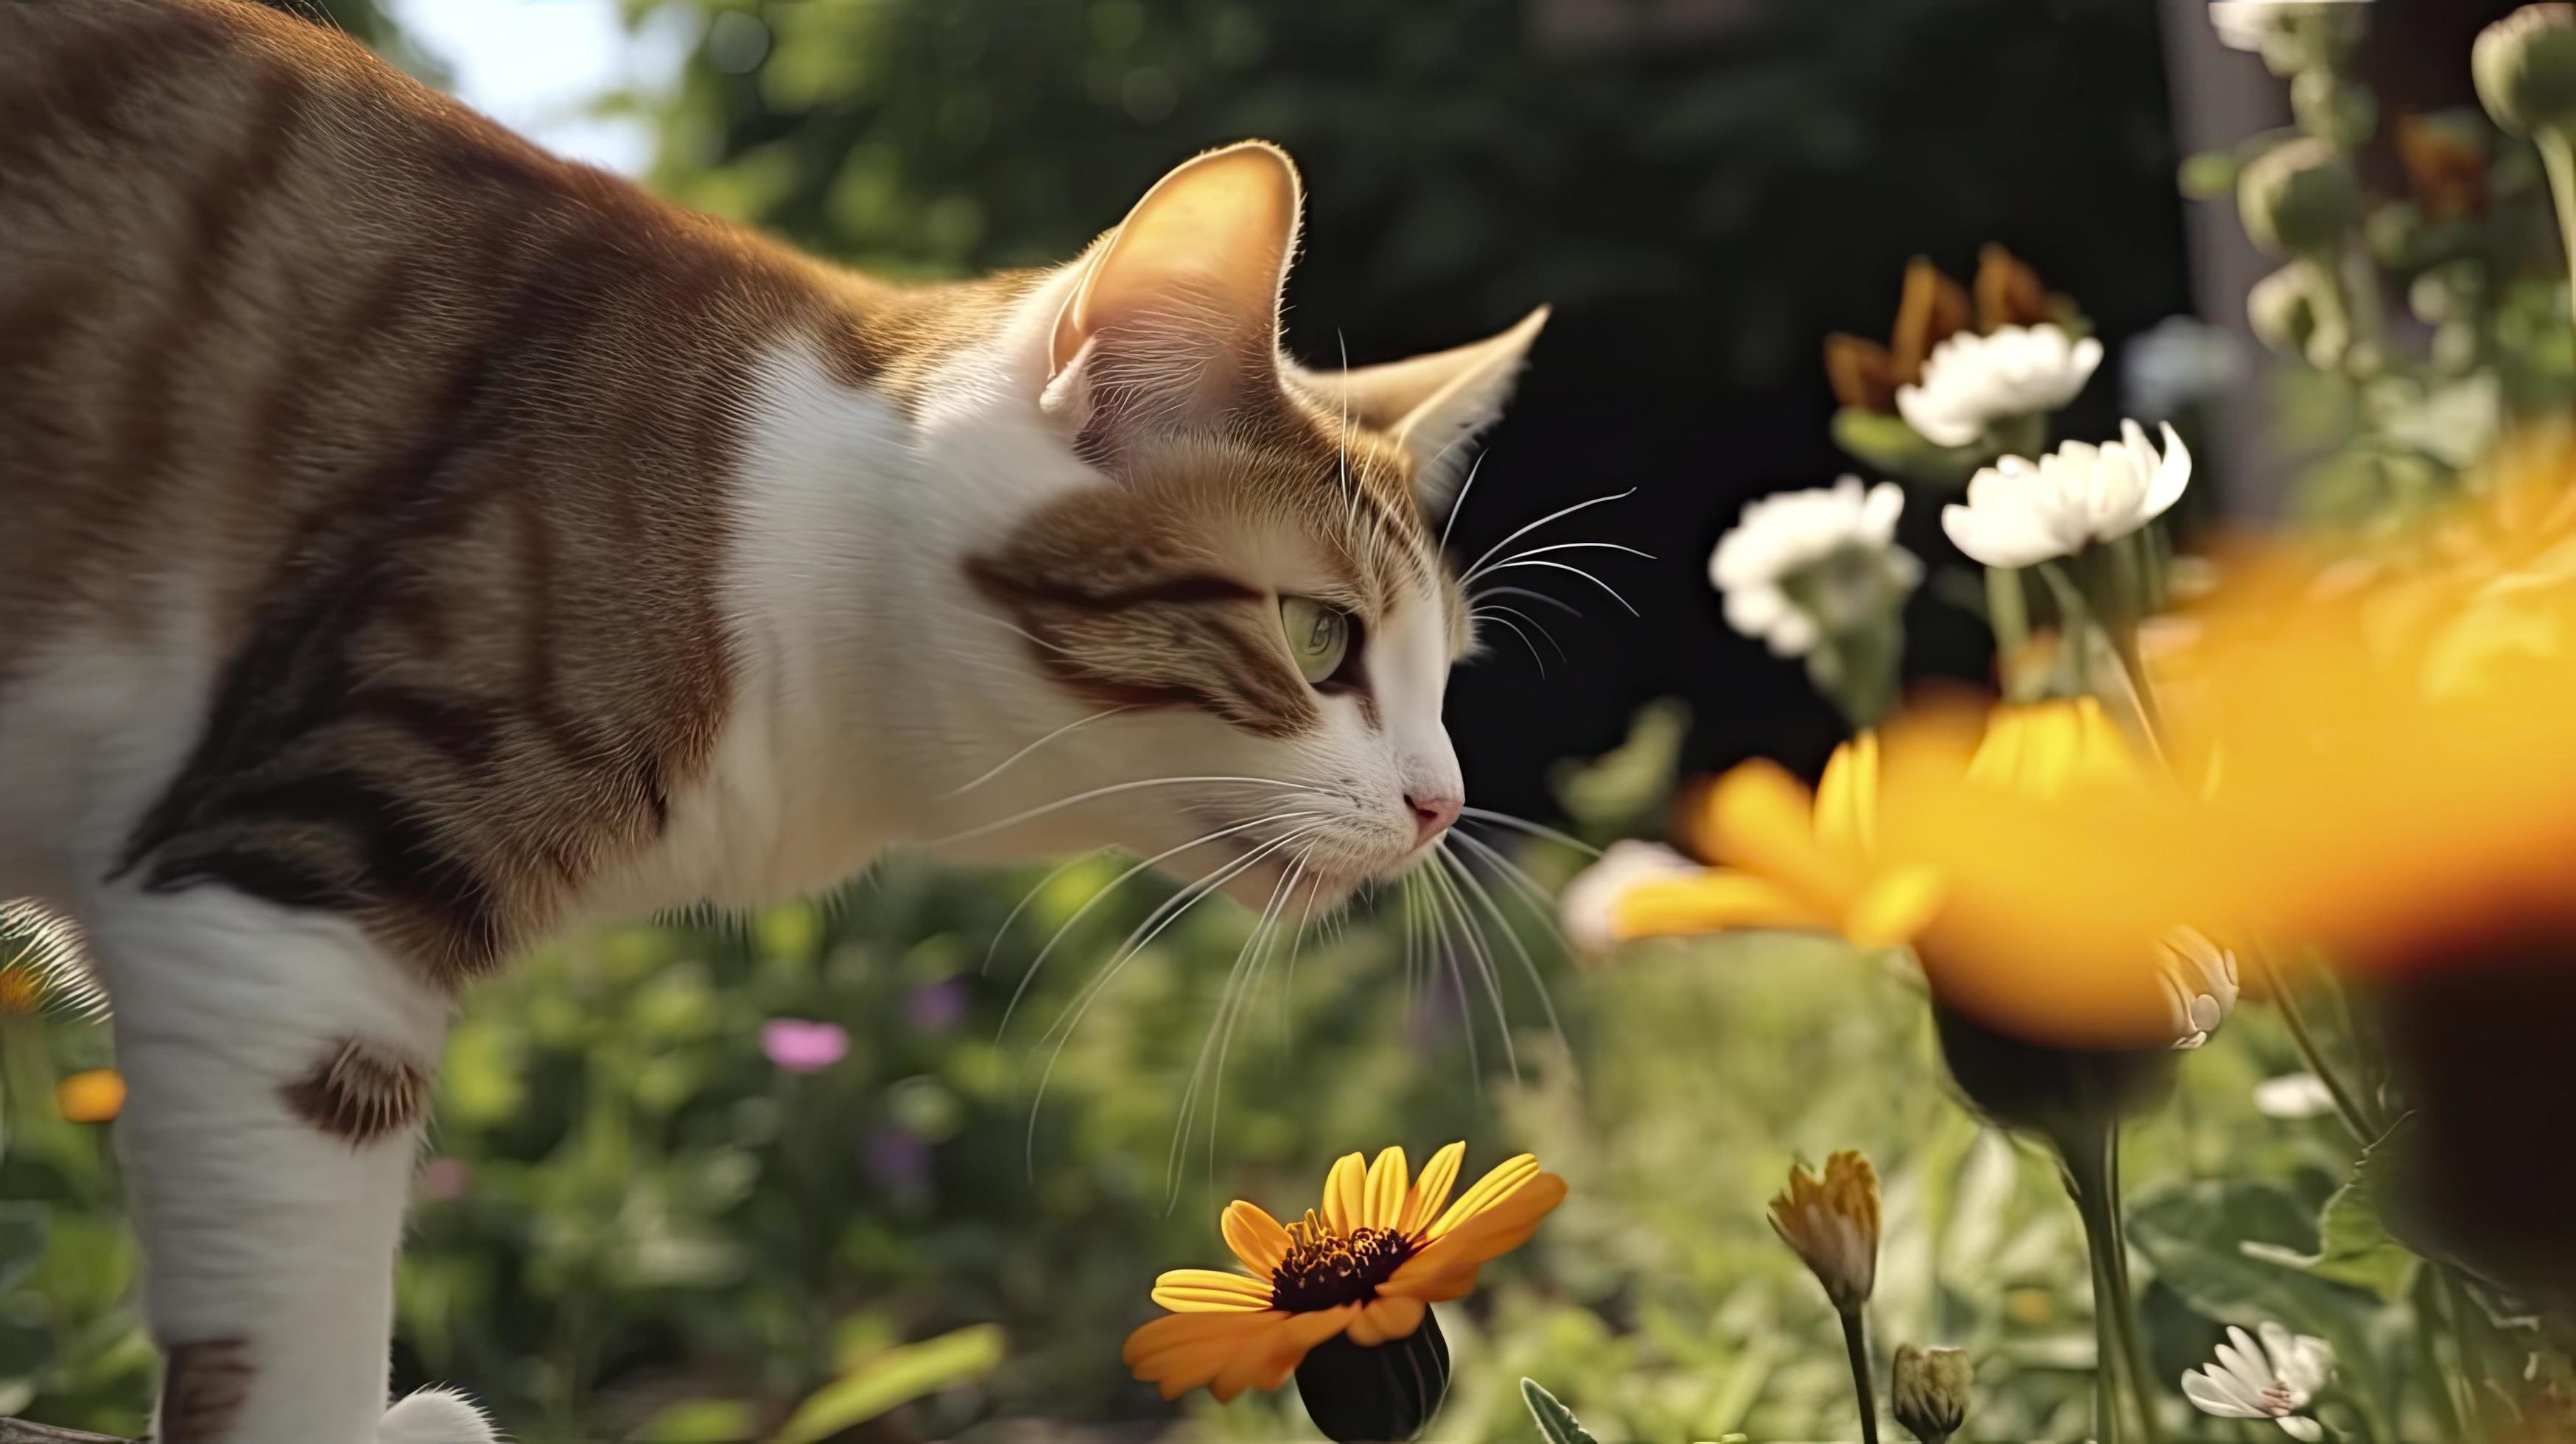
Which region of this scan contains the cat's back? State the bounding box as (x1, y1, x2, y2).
(0, 0, 824, 668)
(0, 0, 864, 949)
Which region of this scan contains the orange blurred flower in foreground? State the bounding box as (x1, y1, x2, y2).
(56, 1069, 124, 1124)
(1123, 1143, 1563, 1405)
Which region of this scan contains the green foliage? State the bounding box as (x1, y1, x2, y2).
(1518, 1376, 1598, 1444)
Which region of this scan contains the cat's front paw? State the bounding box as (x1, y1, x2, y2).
(379, 1386, 502, 1444)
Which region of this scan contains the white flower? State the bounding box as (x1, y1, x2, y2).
(2183, 1322, 2334, 1441)
(2209, 0, 2373, 55)
(1559, 841, 1699, 953)
(1941, 420, 2192, 569)
(1710, 478, 1920, 658)
(2160, 926, 2241, 1049)
(1895, 324, 2103, 448)
(2253, 1073, 2341, 1120)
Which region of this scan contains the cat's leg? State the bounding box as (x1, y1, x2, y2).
(79, 883, 480, 1444)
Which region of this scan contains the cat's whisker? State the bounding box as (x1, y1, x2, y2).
(941, 706, 1134, 798)
(1448, 828, 1582, 958)
(1473, 602, 1569, 662)
(928, 774, 1331, 848)
(1467, 557, 1640, 617)
(1459, 805, 1603, 858)
(1168, 849, 1307, 1207)
(1456, 487, 1637, 585)
(1025, 825, 1323, 1181)
(1425, 865, 1484, 1084)
(1468, 583, 1584, 618)
(1440, 840, 1570, 1062)
(1469, 607, 1553, 675)
(1422, 847, 1519, 1084)
(979, 848, 1112, 978)
(998, 808, 1324, 1033)
(1461, 539, 1655, 589)
(1436, 449, 1492, 556)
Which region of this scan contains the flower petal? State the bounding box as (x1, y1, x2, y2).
(1811, 732, 1880, 857)
(1400, 1142, 1465, 1237)
(1345, 1294, 1428, 1347)
(2278, 1417, 2323, 1442)
(1395, 1171, 1568, 1289)
(1318, 1151, 1368, 1236)
(1425, 1154, 1541, 1241)
(1842, 864, 1945, 949)
(1611, 870, 1828, 942)
(1362, 1146, 1410, 1232)
(1151, 1268, 1274, 1313)
(1126, 1311, 1293, 1399)
(1695, 760, 1850, 911)
(1222, 1201, 1291, 1275)
(2182, 1366, 2266, 1418)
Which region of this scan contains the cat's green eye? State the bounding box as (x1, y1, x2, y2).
(1279, 597, 1352, 685)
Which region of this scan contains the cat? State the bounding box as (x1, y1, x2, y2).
(0, 1, 1548, 1440)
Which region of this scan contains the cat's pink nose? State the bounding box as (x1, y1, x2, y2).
(1406, 792, 1461, 847)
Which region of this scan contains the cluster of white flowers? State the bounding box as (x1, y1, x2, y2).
(1708, 478, 1920, 657)
(2183, 1322, 2335, 1440)
(1942, 421, 2193, 569)
(1896, 324, 2102, 447)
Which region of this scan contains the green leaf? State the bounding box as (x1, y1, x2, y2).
(0, 1203, 48, 1295)
(632, 1398, 759, 1441)
(1829, 407, 1991, 488)
(2125, 1180, 2374, 1347)
(771, 1323, 1005, 1444)
(2240, 1178, 2417, 1304)
(1520, 1378, 1601, 1444)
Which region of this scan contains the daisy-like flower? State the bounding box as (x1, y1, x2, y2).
(2183, 1322, 2334, 1440)
(1770, 1150, 1881, 1312)
(1710, 478, 1920, 659)
(1895, 324, 2102, 449)
(1941, 421, 2192, 569)
(2160, 925, 2240, 1050)
(1123, 1143, 1565, 1406)
(1559, 731, 1945, 954)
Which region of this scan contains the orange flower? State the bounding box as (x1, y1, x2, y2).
(56, 1069, 124, 1124)
(1122, 1143, 1565, 1403)
(1825, 248, 2068, 412)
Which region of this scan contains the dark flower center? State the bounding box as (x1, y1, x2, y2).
(1271, 1210, 1414, 1312)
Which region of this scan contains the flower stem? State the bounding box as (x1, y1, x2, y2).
(2062, 1124, 2156, 1444)
(1986, 565, 2035, 701)
(2250, 950, 2379, 1145)
(2538, 129, 2576, 332)
(1839, 1306, 1882, 1444)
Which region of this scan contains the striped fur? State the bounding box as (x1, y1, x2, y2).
(0, 4, 1546, 1438)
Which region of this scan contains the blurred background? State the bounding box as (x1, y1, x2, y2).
(0, 1, 2530, 1440)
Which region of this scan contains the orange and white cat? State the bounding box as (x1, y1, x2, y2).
(0, 1, 1546, 1439)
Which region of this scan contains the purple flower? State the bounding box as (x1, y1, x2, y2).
(865, 1124, 931, 1194)
(905, 978, 969, 1034)
(760, 1018, 850, 1073)
(419, 1157, 471, 1200)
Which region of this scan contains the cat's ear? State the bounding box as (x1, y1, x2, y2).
(1292, 306, 1550, 511)
(1042, 141, 1302, 438)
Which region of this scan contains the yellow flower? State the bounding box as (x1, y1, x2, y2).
(1769, 1150, 1880, 1312)
(1123, 1143, 1565, 1403)
(56, 1069, 124, 1124)
(1581, 732, 1945, 951)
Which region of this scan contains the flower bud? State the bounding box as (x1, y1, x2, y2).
(2238, 138, 2361, 256)
(2476, 5, 2576, 138)
(1768, 1151, 1880, 1313)
(1892, 1345, 1973, 1444)
(1296, 1309, 1450, 1443)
